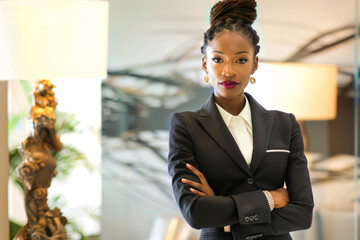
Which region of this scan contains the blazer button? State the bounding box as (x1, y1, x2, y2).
(247, 178, 254, 184)
(244, 216, 250, 222)
(250, 215, 254, 221)
(254, 214, 259, 221)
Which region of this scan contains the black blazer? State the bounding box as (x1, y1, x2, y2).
(168, 93, 314, 240)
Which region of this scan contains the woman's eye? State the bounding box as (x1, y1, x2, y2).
(236, 58, 248, 64)
(212, 58, 223, 63)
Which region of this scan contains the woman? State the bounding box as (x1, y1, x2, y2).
(167, 0, 314, 239)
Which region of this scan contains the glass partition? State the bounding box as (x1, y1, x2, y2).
(354, 0, 359, 238)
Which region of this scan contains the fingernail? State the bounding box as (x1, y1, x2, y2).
(181, 178, 187, 183)
(186, 163, 191, 167)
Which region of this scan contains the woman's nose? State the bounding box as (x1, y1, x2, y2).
(222, 63, 235, 77)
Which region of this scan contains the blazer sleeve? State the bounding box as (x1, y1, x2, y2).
(168, 113, 271, 229)
(231, 113, 314, 238)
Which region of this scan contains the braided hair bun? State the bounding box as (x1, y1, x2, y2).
(201, 0, 260, 56)
(210, 0, 257, 27)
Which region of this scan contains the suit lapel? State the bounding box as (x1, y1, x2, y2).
(196, 94, 253, 177)
(246, 93, 274, 173)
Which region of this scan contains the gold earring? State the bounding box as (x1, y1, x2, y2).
(204, 75, 209, 83)
(250, 77, 256, 84)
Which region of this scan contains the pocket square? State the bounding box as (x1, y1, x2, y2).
(266, 149, 290, 153)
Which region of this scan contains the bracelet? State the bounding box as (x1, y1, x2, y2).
(263, 190, 274, 211)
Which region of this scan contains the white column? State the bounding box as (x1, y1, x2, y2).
(0, 81, 9, 239)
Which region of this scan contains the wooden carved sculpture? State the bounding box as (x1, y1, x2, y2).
(14, 80, 68, 240)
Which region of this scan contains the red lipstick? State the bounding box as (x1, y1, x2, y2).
(219, 81, 239, 89)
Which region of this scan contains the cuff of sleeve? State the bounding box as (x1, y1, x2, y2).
(230, 190, 271, 225)
(263, 190, 275, 211)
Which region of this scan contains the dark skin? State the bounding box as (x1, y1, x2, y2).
(182, 30, 289, 209)
(202, 30, 257, 116)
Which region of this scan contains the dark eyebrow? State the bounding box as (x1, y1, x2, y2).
(236, 51, 250, 55)
(212, 50, 250, 55)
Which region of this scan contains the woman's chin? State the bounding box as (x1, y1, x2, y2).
(214, 90, 244, 100)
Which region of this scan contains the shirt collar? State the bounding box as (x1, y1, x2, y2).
(215, 95, 252, 128)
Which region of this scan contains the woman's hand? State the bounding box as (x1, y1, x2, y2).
(181, 163, 215, 197)
(270, 188, 289, 209)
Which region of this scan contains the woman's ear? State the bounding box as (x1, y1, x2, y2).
(202, 56, 208, 74)
(251, 56, 258, 74)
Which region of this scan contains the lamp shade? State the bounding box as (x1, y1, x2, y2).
(246, 63, 338, 120)
(0, 1, 108, 80)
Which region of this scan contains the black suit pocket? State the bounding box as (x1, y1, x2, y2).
(264, 151, 289, 161)
(258, 152, 289, 189)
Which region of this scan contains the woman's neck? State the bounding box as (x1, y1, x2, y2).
(214, 94, 246, 116)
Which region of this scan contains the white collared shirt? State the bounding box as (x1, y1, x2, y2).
(215, 95, 253, 167)
(215, 97, 272, 232)
(216, 96, 255, 233)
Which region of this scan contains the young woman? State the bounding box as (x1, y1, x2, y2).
(168, 0, 314, 239)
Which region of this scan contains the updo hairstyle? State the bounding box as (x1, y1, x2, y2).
(201, 0, 260, 57)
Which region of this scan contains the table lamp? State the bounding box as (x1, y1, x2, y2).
(0, 1, 108, 239)
(247, 62, 338, 149)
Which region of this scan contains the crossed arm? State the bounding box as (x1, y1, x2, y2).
(182, 163, 290, 208)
